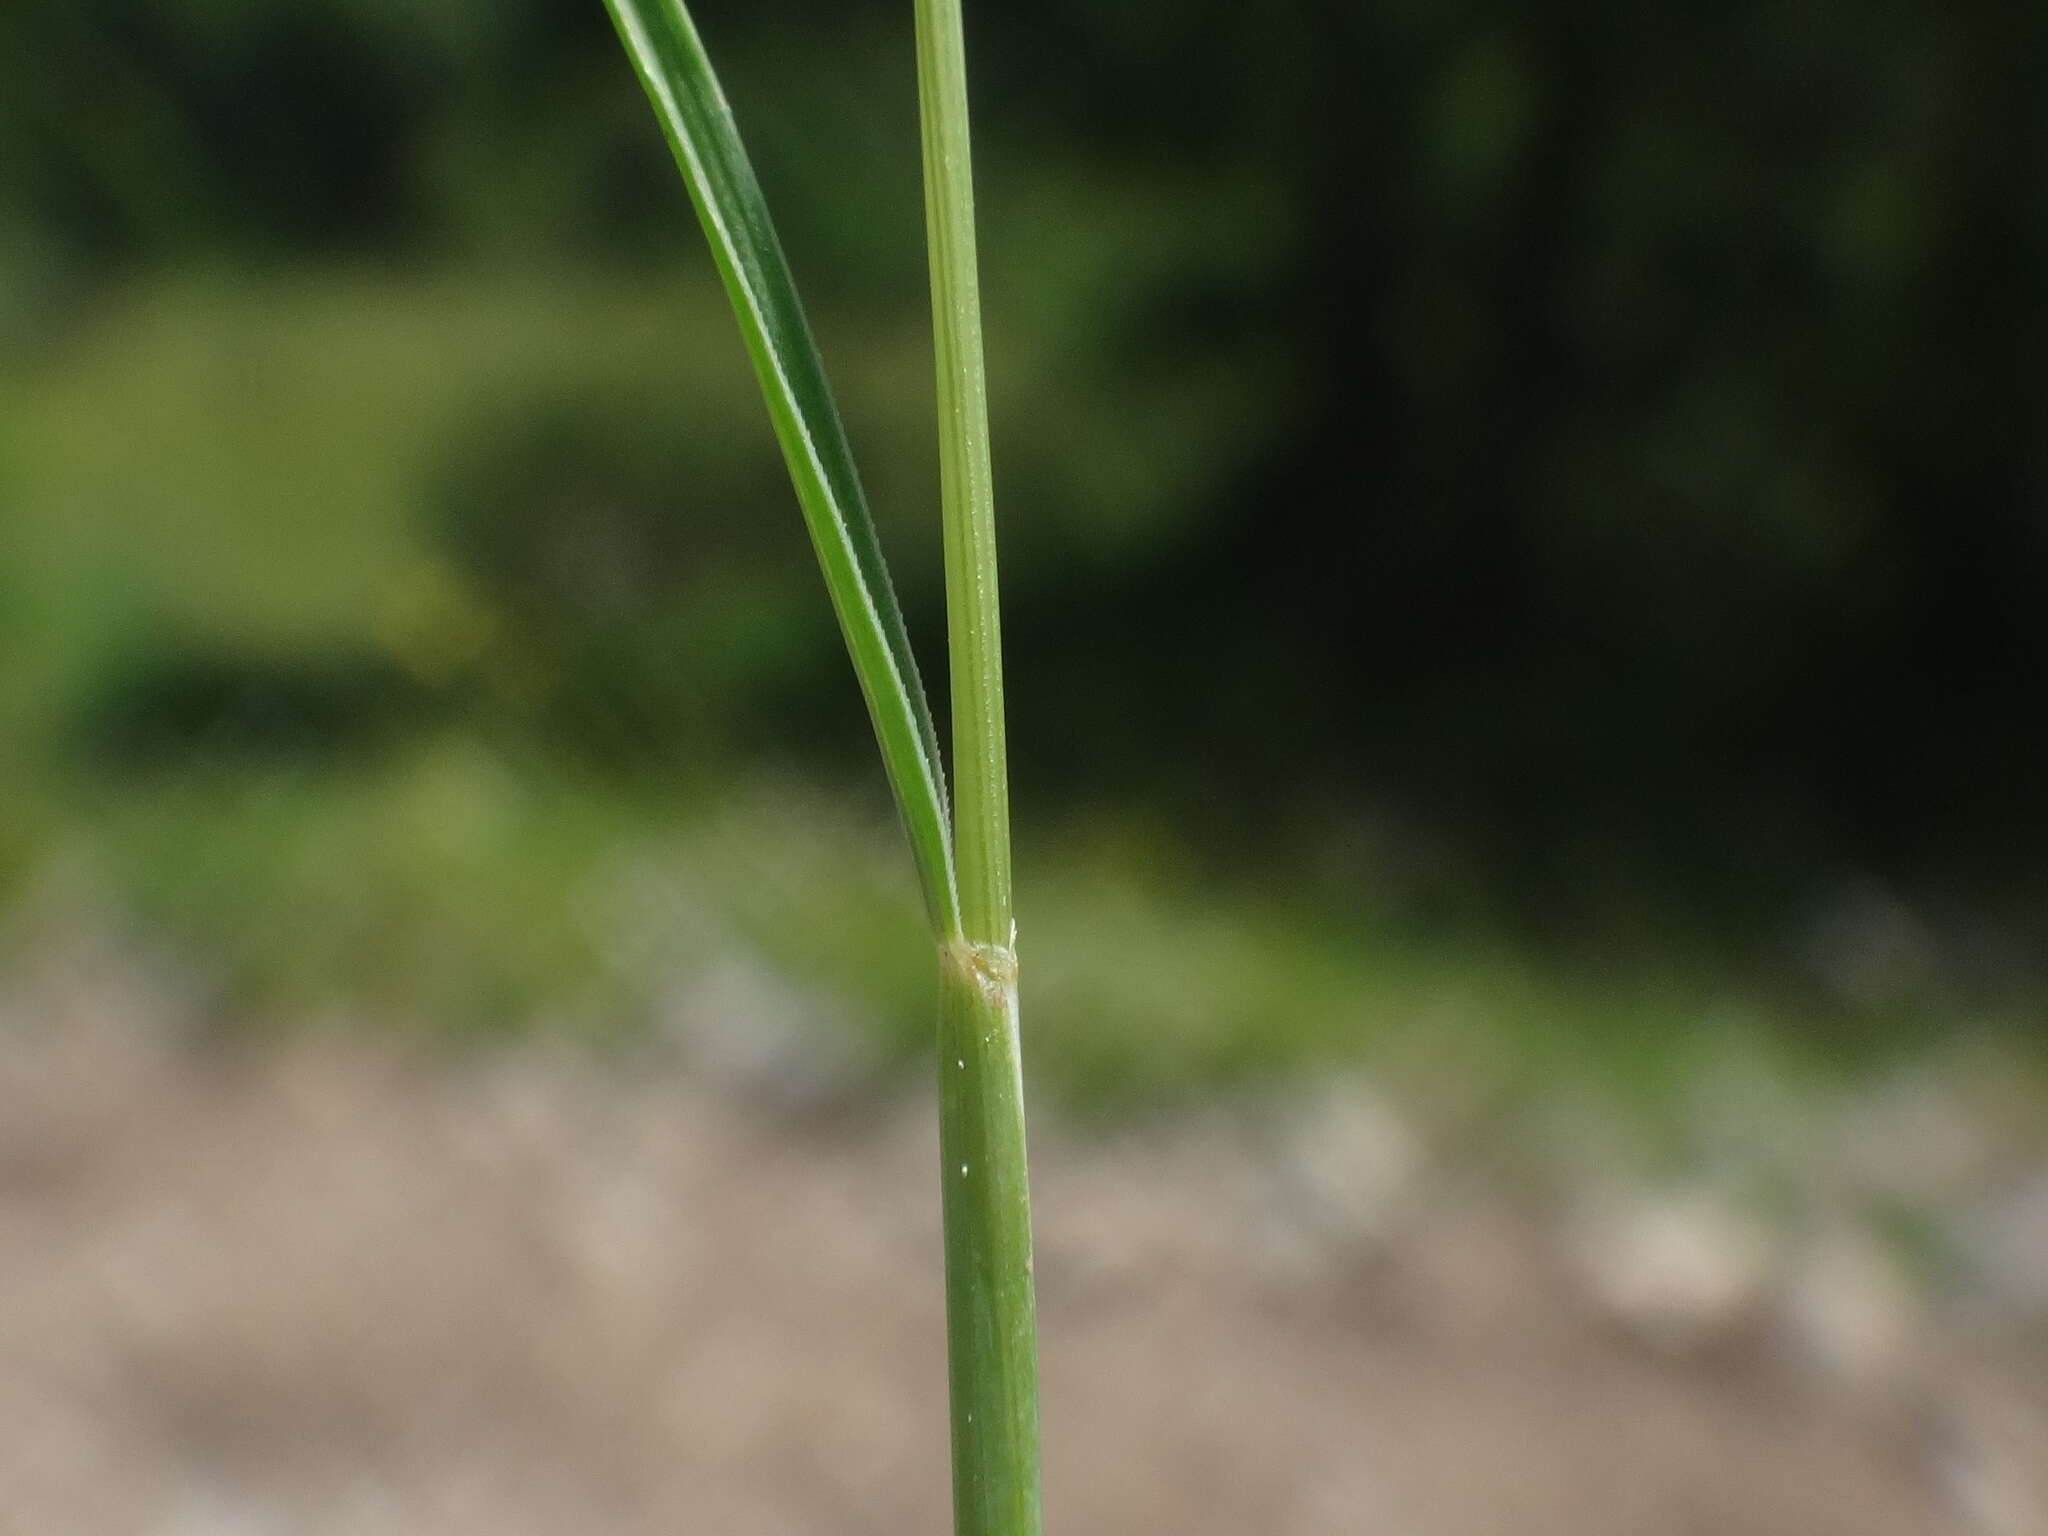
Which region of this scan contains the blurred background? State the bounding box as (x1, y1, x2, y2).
(2, 0, 2045, 1530)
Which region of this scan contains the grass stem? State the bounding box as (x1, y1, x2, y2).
(937, 939, 1040, 1536)
(915, 0, 1010, 948)
(599, 0, 1039, 1522)
(914, 0, 1042, 1531)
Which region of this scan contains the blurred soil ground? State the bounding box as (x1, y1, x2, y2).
(1, 928, 2044, 1536)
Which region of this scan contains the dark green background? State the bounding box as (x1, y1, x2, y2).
(4, 0, 2043, 1092)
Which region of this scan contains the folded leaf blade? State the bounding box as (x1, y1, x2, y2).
(603, 0, 959, 936)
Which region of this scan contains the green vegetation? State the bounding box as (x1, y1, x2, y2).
(0, 270, 2024, 1117)
(11, 0, 2045, 924)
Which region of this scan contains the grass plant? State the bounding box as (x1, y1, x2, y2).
(599, 0, 1041, 1530)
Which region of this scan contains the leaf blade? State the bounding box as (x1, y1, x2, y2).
(603, 0, 959, 936)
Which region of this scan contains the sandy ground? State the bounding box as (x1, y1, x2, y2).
(0, 938, 2043, 1535)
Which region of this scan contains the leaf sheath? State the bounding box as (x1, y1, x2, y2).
(938, 941, 1040, 1536)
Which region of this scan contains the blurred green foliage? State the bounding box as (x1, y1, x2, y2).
(1, 0, 2044, 1095)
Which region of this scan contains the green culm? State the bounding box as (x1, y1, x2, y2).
(597, 0, 1043, 1531)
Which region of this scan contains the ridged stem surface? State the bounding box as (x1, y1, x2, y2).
(937, 941, 1039, 1536)
(915, 0, 1040, 1531)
